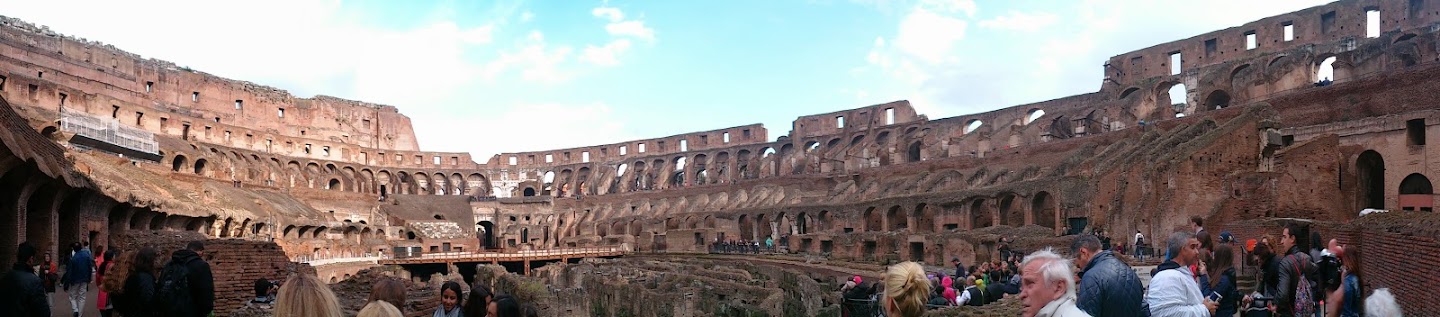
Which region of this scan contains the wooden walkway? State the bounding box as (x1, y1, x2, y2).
(378, 247, 626, 274)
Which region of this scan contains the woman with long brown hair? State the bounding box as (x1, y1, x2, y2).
(1326, 245, 1362, 317)
(114, 247, 159, 317)
(1199, 244, 1239, 317)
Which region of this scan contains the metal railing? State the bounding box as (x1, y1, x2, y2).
(60, 109, 158, 155)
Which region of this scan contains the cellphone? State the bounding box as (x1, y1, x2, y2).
(1208, 292, 1223, 301)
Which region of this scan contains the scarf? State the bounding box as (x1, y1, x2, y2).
(433, 306, 461, 317)
(1036, 295, 1077, 317)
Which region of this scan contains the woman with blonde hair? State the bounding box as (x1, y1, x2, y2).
(882, 261, 932, 317)
(274, 274, 343, 317)
(358, 300, 405, 317)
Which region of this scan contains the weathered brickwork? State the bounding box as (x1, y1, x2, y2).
(0, 1, 1437, 315)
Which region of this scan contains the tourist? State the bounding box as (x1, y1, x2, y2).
(488, 294, 522, 317)
(160, 240, 215, 317)
(116, 247, 159, 317)
(957, 276, 982, 306)
(1071, 235, 1144, 317)
(1364, 288, 1401, 317)
(1199, 244, 1240, 317)
(1275, 224, 1317, 317)
(1325, 245, 1362, 317)
(940, 275, 957, 306)
(274, 274, 343, 317)
(435, 281, 464, 317)
(951, 257, 966, 278)
(63, 241, 95, 317)
(880, 262, 930, 317)
(367, 277, 407, 312)
(97, 249, 117, 317)
(256, 278, 280, 304)
(0, 242, 50, 317)
(1135, 230, 1147, 261)
(358, 300, 404, 317)
(462, 281, 493, 317)
(1017, 249, 1089, 317)
(1145, 231, 1217, 316)
(40, 252, 57, 310)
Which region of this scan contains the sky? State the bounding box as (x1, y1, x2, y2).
(0, 0, 1336, 161)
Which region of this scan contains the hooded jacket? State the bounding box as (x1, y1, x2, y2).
(1075, 251, 1145, 317)
(169, 249, 215, 317)
(0, 263, 50, 317)
(62, 248, 94, 285)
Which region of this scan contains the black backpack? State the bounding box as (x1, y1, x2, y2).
(155, 261, 195, 317)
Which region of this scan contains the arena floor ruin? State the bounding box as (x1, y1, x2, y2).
(4, 0, 1440, 315)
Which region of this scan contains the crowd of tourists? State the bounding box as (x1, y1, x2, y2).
(1, 240, 216, 317)
(709, 236, 784, 254)
(854, 218, 1407, 317)
(0, 240, 537, 317)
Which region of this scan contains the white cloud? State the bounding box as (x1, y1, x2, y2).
(857, 0, 1334, 121)
(606, 20, 656, 41)
(580, 39, 634, 66)
(592, 7, 624, 22)
(892, 7, 967, 63)
(978, 11, 1059, 32)
(592, 5, 656, 43)
(521, 11, 535, 22)
(420, 102, 633, 159)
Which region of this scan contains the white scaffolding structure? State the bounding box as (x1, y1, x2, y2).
(60, 109, 159, 155)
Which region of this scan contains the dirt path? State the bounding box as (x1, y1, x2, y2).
(634, 253, 888, 281)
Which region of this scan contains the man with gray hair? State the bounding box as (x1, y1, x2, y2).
(1146, 231, 1217, 316)
(1364, 288, 1402, 316)
(1018, 248, 1090, 317)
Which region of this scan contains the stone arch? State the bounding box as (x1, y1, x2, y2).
(1399, 173, 1433, 212)
(970, 199, 992, 229)
(172, 155, 188, 172)
(1154, 80, 1188, 119)
(863, 207, 881, 232)
(886, 205, 906, 231)
(1031, 191, 1057, 229)
(817, 210, 831, 232)
(997, 194, 1019, 226)
(328, 178, 342, 190)
(193, 158, 209, 175)
(218, 217, 234, 237)
(912, 203, 933, 233)
(1025, 109, 1046, 125)
(1118, 87, 1141, 99)
(1357, 150, 1386, 210)
(1203, 89, 1232, 111)
(907, 141, 923, 162)
(283, 225, 297, 238)
(466, 173, 490, 196)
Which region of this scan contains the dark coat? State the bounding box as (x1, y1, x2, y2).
(0, 264, 51, 317)
(1201, 268, 1241, 317)
(116, 271, 158, 317)
(169, 249, 216, 317)
(1076, 251, 1146, 317)
(1276, 246, 1316, 317)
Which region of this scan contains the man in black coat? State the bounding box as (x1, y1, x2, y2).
(1072, 234, 1145, 317)
(0, 242, 51, 317)
(168, 241, 216, 317)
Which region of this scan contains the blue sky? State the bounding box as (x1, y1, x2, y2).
(0, 0, 1333, 160)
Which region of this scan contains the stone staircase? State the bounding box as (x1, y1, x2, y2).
(1134, 265, 1259, 294)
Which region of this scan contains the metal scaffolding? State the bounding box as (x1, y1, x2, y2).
(60, 109, 159, 155)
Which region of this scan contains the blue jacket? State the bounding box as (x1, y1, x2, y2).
(1076, 251, 1146, 317)
(1200, 268, 1240, 317)
(62, 249, 94, 285)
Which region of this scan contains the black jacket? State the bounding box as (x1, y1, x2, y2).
(169, 249, 216, 317)
(1276, 246, 1316, 317)
(117, 271, 158, 317)
(1076, 251, 1146, 317)
(0, 264, 50, 317)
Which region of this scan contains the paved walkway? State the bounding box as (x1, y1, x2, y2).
(47, 285, 99, 317)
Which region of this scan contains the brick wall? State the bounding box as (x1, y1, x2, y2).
(204, 239, 315, 315)
(1218, 213, 1440, 316)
